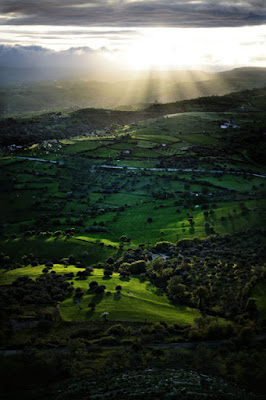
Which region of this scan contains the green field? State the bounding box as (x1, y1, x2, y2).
(61, 269, 200, 324)
(0, 86, 266, 327)
(0, 265, 201, 324)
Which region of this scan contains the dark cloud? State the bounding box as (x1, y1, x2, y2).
(0, 44, 117, 69)
(0, 0, 265, 28)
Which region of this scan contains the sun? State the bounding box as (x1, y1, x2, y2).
(125, 29, 184, 70)
(122, 28, 213, 71)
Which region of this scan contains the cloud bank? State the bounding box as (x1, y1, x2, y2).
(0, 0, 265, 28)
(0, 44, 120, 70)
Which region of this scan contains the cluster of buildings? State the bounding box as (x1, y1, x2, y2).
(220, 120, 240, 129)
(7, 144, 24, 151)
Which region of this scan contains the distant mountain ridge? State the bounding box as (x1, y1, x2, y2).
(0, 67, 265, 115)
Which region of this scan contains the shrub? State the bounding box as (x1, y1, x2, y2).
(96, 336, 120, 346)
(206, 323, 235, 340)
(128, 260, 147, 275)
(106, 324, 127, 336)
(154, 241, 174, 252)
(31, 261, 38, 267)
(70, 328, 92, 339)
(104, 269, 113, 277)
(45, 262, 53, 268)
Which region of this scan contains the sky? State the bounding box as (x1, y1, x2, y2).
(0, 0, 265, 71)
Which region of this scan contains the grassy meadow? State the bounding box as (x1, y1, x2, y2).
(0, 265, 201, 324)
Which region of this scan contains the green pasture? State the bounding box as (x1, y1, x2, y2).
(59, 268, 201, 324)
(178, 133, 221, 146)
(196, 174, 264, 192)
(137, 140, 158, 148)
(0, 236, 116, 264)
(115, 159, 158, 168)
(103, 193, 149, 206)
(63, 139, 116, 154)
(83, 147, 120, 158)
(132, 133, 179, 143)
(0, 263, 80, 285)
(3, 195, 264, 251)
(144, 112, 222, 135)
(75, 199, 266, 246)
(63, 141, 102, 154)
(0, 266, 201, 324)
(1, 101, 266, 264)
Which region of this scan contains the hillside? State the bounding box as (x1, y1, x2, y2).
(1, 67, 266, 115)
(1, 85, 266, 151)
(0, 85, 266, 399)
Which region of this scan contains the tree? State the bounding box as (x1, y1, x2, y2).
(68, 255, 76, 264)
(89, 281, 98, 290)
(104, 269, 113, 278)
(74, 287, 84, 298)
(194, 286, 209, 308)
(116, 285, 122, 292)
(167, 276, 186, 298)
(88, 302, 96, 310)
(86, 267, 93, 275)
(76, 270, 90, 279)
(246, 298, 258, 319)
(95, 285, 106, 295)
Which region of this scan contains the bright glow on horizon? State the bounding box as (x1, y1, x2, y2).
(0, 25, 265, 71)
(123, 26, 266, 70)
